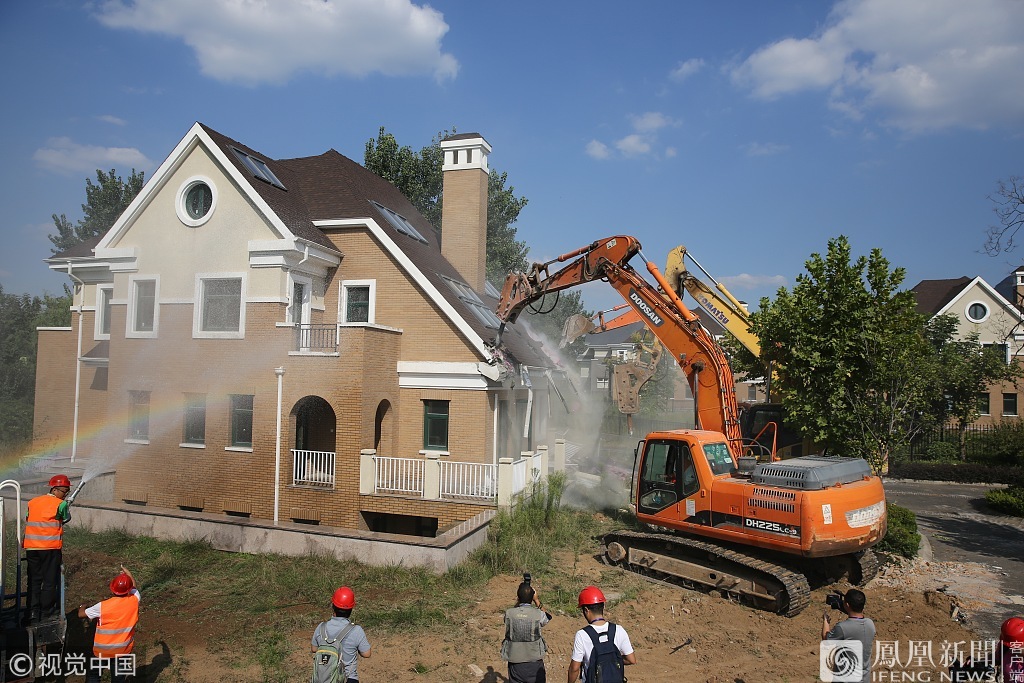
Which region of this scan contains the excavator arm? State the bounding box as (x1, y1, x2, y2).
(494, 235, 743, 450)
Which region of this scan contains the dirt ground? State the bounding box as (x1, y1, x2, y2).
(56, 540, 1011, 683)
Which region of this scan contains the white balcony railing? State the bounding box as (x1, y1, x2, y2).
(439, 460, 497, 501)
(374, 456, 424, 495)
(292, 449, 336, 487)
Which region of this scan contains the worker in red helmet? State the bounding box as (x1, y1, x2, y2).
(78, 565, 140, 683)
(999, 616, 1024, 683)
(23, 473, 73, 624)
(311, 586, 371, 682)
(568, 585, 636, 683)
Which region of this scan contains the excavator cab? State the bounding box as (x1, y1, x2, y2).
(635, 438, 701, 518)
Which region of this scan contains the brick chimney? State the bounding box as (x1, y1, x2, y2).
(440, 133, 491, 292)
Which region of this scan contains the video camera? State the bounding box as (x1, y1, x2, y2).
(523, 573, 531, 585)
(825, 590, 845, 611)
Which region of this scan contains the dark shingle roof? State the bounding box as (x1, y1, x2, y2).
(50, 235, 102, 259)
(910, 277, 971, 315)
(199, 124, 547, 368)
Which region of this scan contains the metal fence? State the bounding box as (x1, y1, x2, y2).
(439, 460, 497, 501)
(907, 424, 995, 460)
(374, 456, 424, 495)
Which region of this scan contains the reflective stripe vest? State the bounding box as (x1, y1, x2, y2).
(24, 495, 64, 550)
(93, 593, 139, 658)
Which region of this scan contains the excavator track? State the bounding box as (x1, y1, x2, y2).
(601, 530, 812, 617)
(854, 549, 879, 585)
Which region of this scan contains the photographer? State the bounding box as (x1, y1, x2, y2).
(822, 588, 875, 683)
(501, 574, 552, 683)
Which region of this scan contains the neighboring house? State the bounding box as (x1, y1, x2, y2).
(912, 273, 1024, 425)
(33, 123, 553, 536)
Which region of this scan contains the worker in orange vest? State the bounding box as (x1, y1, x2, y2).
(78, 566, 141, 683)
(24, 474, 72, 624)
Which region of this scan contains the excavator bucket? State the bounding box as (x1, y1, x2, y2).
(560, 314, 596, 348)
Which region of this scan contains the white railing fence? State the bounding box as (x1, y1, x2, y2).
(440, 460, 497, 501)
(374, 456, 424, 495)
(292, 449, 336, 487)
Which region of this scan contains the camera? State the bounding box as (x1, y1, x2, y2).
(825, 590, 845, 611)
(523, 573, 531, 585)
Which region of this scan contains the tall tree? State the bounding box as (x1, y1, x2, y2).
(984, 175, 1024, 256)
(750, 236, 936, 471)
(49, 168, 145, 254)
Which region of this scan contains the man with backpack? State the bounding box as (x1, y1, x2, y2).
(311, 586, 371, 683)
(567, 585, 636, 683)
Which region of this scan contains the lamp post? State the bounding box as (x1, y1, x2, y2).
(274, 367, 285, 524)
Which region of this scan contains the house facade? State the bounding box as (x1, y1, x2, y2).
(33, 123, 553, 536)
(913, 273, 1024, 425)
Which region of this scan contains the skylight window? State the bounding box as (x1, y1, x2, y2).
(231, 147, 286, 190)
(484, 280, 502, 299)
(372, 201, 428, 244)
(441, 275, 502, 329)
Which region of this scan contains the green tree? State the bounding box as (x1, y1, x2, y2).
(926, 314, 1021, 460)
(49, 168, 145, 253)
(750, 236, 936, 472)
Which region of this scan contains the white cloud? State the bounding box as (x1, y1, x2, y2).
(33, 137, 153, 174)
(665, 147, 677, 158)
(744, 142, 789, 156)
(629, 111, 678, 133)
(730, 0, 1024, 133)
(585, 140, 611, 159)
(718, 273, 788, 291)
(669, 58, 705, 83)
(95, 0, 459, 86)
(615, 134, 651, 157)
(98, 115, 127, 125)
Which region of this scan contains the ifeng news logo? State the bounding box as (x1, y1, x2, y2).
(821, 640, 865, 682)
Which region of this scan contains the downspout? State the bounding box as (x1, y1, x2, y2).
(67, 263, 85, 463)
(274, 367, 285, 524)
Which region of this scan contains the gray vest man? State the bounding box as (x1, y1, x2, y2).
(501, 581, 552, 683)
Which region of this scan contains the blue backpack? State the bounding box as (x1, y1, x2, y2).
(584, 623, 626, 683)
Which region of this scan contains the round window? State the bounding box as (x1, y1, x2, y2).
(185, 183, 213, 219)
(176, 176, 217, 227)
(967, 302, 988, 322)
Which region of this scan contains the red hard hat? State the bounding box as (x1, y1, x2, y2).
(110, 572, 134, 596)
(332, 586, 355, 610)
(578, 585, 606, 607)
(49, 474, 71, 489)
(1002, 617, 1024, 644)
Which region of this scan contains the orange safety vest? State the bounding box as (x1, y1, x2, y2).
(23, 495, 63, 550)
(93, 593, 139, 658)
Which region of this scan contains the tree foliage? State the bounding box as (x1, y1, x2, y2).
(49, 169, 145, 254)
(984, 175, 1024, 256)
(750, 236, 936, 472)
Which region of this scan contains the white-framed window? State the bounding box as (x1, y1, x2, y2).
(340, 279, 375, 324)
(95, 284, 113, 340)
(289, 273, 312, 326)
(193, 274, 245, 339)
(965, 300, 990, 323)
(175, 176, 218, 227)
(596, 377, 609, 389)
(982, 342, 1010, 365)
(977, 392, 991, 416)
(1003, 392, 1018, 417)
(127, 276, 159, 338)
(230, 394, 254, 448)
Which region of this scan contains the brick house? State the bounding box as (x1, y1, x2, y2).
(33, 123, 553, 536)
(912, 272, 1024, 425)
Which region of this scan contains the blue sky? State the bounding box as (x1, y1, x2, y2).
(3, 0, 1024, 314)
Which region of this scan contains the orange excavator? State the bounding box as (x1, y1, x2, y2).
(492, 235, 887, 616)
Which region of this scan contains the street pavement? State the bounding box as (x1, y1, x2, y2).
(884, 478, 1024, 637)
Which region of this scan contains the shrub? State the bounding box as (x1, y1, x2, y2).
(972, 422, 1024, 467)
(877, 503, 921, 558)
(888, 461, 1024, 486)
(985, 486, 1024, 517)
(923, 440, 958, 462)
